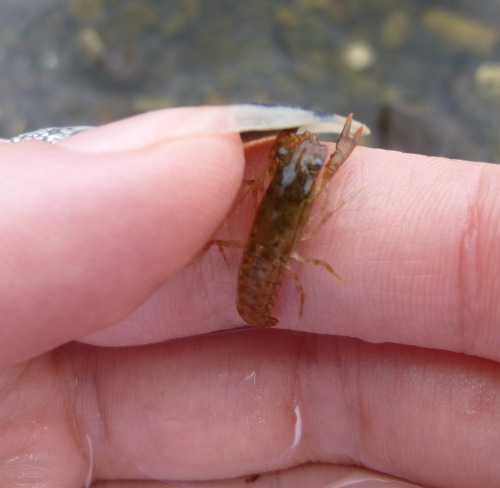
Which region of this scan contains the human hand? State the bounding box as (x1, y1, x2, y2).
(1, 107, 499, 488)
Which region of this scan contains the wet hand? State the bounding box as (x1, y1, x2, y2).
(1, 107, 499, 488)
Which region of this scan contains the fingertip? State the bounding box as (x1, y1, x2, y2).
(0, 131, 245, 366)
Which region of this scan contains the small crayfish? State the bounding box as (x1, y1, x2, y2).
(4, 103, 365, 329)
(236, 115, 362, 327)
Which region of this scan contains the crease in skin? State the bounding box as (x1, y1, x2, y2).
(321, 472, 422, 487)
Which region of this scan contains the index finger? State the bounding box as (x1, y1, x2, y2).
(305, 145, 500, 359)
(0, 108, 245, 368)
(84, 143, 500, 362)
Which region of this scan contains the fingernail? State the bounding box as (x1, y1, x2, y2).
(228, 103, 369, 135)
(57, 104, 370, 154)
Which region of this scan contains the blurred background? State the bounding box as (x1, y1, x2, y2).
(1, 0, 499, 162)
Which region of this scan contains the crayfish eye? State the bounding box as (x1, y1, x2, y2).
(308, 157, 323, 172)
(277, 146, 289, 158)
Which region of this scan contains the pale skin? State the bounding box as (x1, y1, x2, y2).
(1, 107, 500, 488)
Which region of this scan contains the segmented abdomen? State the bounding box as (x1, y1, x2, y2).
(236, 243, 287, 327)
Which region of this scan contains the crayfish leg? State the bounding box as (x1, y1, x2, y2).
(308, 256, 343, 283)
(302, 195, 346, 241)
(286, 251, 344, 318)
(284, 260, 306, 318)
(291, 251, 344, 283)
(204, 239, 246, 269)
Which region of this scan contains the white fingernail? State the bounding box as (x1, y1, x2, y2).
(229, 103, 370, 135)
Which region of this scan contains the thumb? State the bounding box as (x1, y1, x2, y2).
(0, 111, 243, 367)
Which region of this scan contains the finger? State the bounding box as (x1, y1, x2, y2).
(0, 113, 244, 367)
(57, 106, 239, 152)
(90, 464, 424, 488)
(297, 145, 500, 360)
(12, 329, 497, 487)
(57, 104, 367, 154)
(83, 143, 500, 363)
